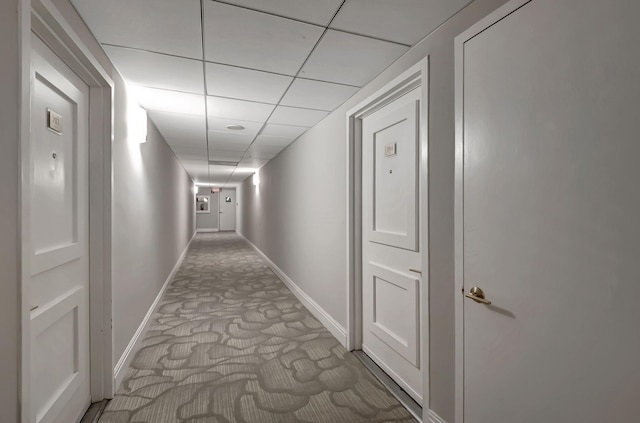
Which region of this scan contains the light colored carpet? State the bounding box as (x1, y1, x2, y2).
(100, 233, 416, 423)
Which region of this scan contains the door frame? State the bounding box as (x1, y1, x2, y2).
(345, 57, 429, 406)
(454, 1, 532, 422)
(19, 0, 114, 420)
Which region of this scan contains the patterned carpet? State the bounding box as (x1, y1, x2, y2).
(100, 233, 416, 423)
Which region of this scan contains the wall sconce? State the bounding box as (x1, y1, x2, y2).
(128, 101, 148, 144)
(253, 172, 260, 186)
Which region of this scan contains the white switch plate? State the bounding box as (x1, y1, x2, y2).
(385, 142, 397, 157)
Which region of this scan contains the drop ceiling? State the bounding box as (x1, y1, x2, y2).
(71, 0, 470, 186)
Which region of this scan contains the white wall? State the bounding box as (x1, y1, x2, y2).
(237, 0, 510, 420)
(111, 76, 195, 362)
(0, 0, 21, 420)
(196, 188, 219, 230)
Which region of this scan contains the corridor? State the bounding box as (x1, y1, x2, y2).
(99, 233, 415, 423)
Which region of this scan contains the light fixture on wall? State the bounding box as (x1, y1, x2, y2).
(127, 98, 148, 144)
(253, 172, 260, 186)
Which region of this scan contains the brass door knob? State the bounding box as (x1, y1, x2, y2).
(465, 286, 492, 305)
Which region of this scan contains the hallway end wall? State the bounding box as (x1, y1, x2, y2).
(237, 0, 509, 420)
(0, 0, 20, 420)
(196, 188, 219, 231)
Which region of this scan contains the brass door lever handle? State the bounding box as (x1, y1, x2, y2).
(465, 287, 492, 305)
(409, 269, 422, 275)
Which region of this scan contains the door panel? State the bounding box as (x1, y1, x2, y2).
(460, 0, 640, 421)
(362, 88, 423, 403)
(370, 101, 419, 251)
(30, 34, 90, 423)
(219, 188, 236, 231)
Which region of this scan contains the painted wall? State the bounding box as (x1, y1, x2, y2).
(111, 79, 195, 363)
(196, 188, 219, 230)
(0, 0, 21, 420)
(237, 0, 509, 420)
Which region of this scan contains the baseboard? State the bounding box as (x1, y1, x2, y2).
(238, 232, 348, 347)
(428, 409, 447, 423)
(197, 228, 219, 232)
(113, 231, 196, 390)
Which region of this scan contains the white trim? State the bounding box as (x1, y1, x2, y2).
(113, 231, 196, 390)
(197, 228, 219, 233)
(345, 58, 430, 417)
(428, 409, 447, 423)
(238, 233, 348, 347)
(21, 0, 114, 419)
(453, 2, 531, 422)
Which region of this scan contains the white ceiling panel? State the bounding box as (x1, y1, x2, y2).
(331, 0, 472, 45)
(147, 111, 206, 148)
(209, 149, 245, 159)
(218, 0, 343, 25)
(207, 96, 275, 122)
(105, 46, 204, 94)
(203, 2, 324, 75)
(207, 117, 263, 139)
(207, 130, 254, 145)
(169, 145, 208, 157)
(254, 135, 296, 147)
(281, 79, 359, 111)
(205, 63, 293, 104)
(299, 30, 408, 87)
(261, 123, 308, 139)
(269, 106, 329, 127)
(209, 165, 237, 176)
(247, 145, 284, 155)
(71, 0, 202, 59)
(240, 158, 270, 166)
(133, 87, 205, 116)
(209, 140, 250, 153)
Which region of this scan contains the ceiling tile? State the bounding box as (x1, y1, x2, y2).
(203, 2, 324, 75)
(168, 145, 207, 157)
(247, 144, 284, 154)
(299, 30, 408, 86)
(331, 0, 472, 45)
(254, 135, 296, 147)
(209, 140, 250, 152)
(218, 0, 343, 25)
(147, 111, 206, 145)
(207, 96, 275, 122)
(205, 63, 293, 104)
(209, 150, 245, 160)
(209, 165, 237, 176)
(207, 130, 254, 145)
(261, 123, 308, 138)
(133, 87, 205, 116)
(280, 79, 359, 111)
(71, 0, 202, 59)
(269, 106, 329, 127)
(105, 46, 204, 94)
(208, 117, 263, 139)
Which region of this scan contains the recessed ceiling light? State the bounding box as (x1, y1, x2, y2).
(226, 124, 245, 131)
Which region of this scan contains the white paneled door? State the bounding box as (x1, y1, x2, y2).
(362, 88, 423, 403)
(29, 35, 91, 423)
(458, 0, 640, 421)
(219, 188, 237, 231)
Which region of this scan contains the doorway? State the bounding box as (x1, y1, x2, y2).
(455, 0, 640, 421)
(346, 59, 429, 410)
(219, 188, 237, 231)
(21, 1, 114, 421)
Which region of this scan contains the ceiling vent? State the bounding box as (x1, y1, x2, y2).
(208, 160, 239, 167)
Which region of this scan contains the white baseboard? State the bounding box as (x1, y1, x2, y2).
(113, 231, 196, 390)
(428, 409, 447, 423)
(238, 232, 348, 347)
(197, 228, 219, 232)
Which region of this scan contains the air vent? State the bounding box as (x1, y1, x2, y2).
(208, 160, 239, 167)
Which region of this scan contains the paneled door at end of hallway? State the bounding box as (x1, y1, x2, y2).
(219, 188, 236, 231)
(458, 0, 640, 421)
(362, 87, 424, 404)
(27, 34, 91, 423)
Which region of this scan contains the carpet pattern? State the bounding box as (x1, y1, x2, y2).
(100, 233, 416, 423)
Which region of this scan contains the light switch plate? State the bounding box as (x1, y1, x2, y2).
(385, 142, 397, 157)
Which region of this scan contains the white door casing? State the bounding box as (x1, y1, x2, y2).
(362, 87, 423, 404)
(219, 188, 236, 231)
(29, 34, 91, 423)
(456, 0, 640, 421)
